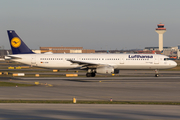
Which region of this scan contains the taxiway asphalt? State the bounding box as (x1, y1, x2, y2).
(0, 76, 180, 101)
(1, 104, 180, 120)
(1, 72, 180, 119)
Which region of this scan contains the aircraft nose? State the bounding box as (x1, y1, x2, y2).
(171, 61, 177, 67)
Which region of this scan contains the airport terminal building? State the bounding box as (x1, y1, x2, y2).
(39, 47, 95, 53)
(1, 46, 180, 60)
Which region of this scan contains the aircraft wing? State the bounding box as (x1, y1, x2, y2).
(67, 60, 109, 68)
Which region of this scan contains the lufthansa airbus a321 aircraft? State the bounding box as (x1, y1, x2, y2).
(6, 30, 177, 77)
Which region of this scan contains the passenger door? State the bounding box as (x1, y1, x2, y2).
(154, 56, 159, 64)
(31, 55, 36, 66)
(120, 57, 124, 64)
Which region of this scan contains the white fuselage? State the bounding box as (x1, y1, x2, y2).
(9, 53, 177, 70)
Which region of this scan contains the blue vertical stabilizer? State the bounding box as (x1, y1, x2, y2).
(7, 30, 34, 54)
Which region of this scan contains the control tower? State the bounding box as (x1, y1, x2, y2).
(155, 23, 166, 51)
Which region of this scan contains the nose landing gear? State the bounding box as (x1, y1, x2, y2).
(155, 69, 159, 77)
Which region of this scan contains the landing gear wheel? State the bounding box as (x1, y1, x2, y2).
(86, 73, 91, 77)
(86, 73, 96, 77)
(155, 69, 159, 77)
(155, 74, 159, 77)
(91, 73, 96, 77)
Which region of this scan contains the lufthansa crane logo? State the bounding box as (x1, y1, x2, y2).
(11, 37, 21, 48)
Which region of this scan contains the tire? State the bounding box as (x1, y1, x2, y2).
(155, 74, 159, 77)
(86, 73, 96, 77)
(86, 73, 91, 77)
(91, 73, 96, 77)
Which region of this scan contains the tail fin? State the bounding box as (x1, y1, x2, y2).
(7, 30, 34, 54)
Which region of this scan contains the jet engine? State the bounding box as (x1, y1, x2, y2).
(96, 66, 119, 74)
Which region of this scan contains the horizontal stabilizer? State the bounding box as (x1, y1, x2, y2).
(5, 55, 21, 60)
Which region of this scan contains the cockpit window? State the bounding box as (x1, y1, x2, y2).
(164, 58, 171, 61)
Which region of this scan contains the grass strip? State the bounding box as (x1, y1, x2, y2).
(0, 100, 180, 105)
(0, 81, 34, 87)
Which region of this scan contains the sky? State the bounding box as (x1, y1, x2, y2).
(0, 0, 180, 50)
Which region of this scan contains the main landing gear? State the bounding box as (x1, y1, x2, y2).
(86, 69, 96, 77)
(155, 69, 159, 77)
(86, 72, 96, 77)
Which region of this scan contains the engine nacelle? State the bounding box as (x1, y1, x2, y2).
(96, 66, 117, 74)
